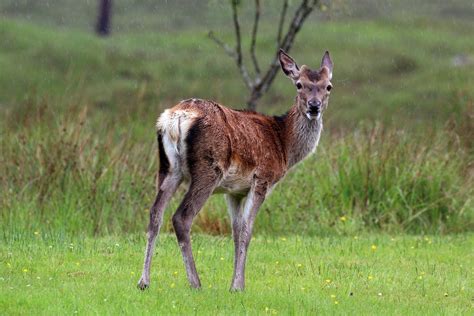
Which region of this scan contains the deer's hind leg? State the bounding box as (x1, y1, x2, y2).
(138, 134, 182, 290)
(172, 169, 222, 289)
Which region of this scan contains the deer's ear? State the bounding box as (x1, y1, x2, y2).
(279, 49, 300, 81)
(320, 51, 333, 80)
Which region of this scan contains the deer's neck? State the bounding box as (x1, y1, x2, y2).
(280, 105, 323, 168)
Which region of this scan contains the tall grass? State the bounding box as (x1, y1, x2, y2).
(1, 101, 472, 238)
(266, 123, 472, 235)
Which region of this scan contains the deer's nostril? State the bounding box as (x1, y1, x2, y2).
(308, 100, 321, 111)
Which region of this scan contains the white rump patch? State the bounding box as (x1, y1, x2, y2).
(156, 109, 199, 173)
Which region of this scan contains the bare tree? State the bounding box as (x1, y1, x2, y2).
(209, 0, 322, 110)
(96, 0, 112, 36)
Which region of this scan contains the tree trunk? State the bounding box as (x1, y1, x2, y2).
(247, 89, 263, 111)
(246, 99, 257, 111)
(96, 0, 112, 36)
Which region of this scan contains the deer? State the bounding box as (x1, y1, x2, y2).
(138, 49, 333, 291)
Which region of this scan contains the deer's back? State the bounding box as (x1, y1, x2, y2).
(156, 99, 288, 194)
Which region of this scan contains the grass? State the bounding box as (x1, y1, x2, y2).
(0, 16, 473, 126)
(0, 2, 473, 314)
(0, 234, 472, 314)
(0, 14, 473, 236)
(1, 104, 471, 236)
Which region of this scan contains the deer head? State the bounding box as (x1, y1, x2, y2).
(279, 49, 333, 120)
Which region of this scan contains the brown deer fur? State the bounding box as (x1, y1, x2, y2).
(138, 50, 333, 291)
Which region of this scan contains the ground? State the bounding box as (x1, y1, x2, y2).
(1, 234, 472, 314)
(0, 2, 473, 314)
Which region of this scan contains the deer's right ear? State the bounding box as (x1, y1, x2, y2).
(279, 49, 300, 81)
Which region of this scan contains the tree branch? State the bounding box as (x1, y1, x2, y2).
(209, 0, 320, 110)
(231, 0, 243, 72)
(257, 0, 319, 95)
(250, 0, 261, 78)
(208, 31, 253, 90)
(232, 1, 253, 89)
(276, 0, 289, 47)
(208, 31, 236, 59)
(207, 0, 254, 90)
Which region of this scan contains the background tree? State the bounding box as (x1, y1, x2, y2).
(96, 0, 112, 36)
(209, 0, 325, 110)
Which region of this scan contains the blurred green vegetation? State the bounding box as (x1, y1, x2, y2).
(0, 1, 473, 237)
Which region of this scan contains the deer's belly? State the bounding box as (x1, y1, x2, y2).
(213, 171, 252, 195)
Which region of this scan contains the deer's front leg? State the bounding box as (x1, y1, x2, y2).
(225, 194, 244, 269)
(230, 181, 267, 291)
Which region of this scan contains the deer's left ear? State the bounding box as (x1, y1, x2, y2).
(279, 49, 300, 81)
(320, 51, 333, 80)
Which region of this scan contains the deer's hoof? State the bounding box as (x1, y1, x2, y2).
(137, 278, 149, 291)
(229, 286, 245, 292)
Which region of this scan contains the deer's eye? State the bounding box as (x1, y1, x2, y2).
(296, 82, 302, 90)
(326, 85, 332, 92)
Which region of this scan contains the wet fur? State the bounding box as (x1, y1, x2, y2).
(156, 98, 322, 196)
(139, 50, 333, 291)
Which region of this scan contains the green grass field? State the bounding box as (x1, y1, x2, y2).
(1, 234, 472, 314)
(1, 16, 472, 236)
(0, 1, 473, 314)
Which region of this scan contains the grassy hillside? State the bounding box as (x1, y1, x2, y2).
(1, 16, 473, 126)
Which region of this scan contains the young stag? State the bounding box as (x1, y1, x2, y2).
(138, 49, 333, 291)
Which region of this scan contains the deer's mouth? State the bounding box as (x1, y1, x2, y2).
(306, 109, 321, 120)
